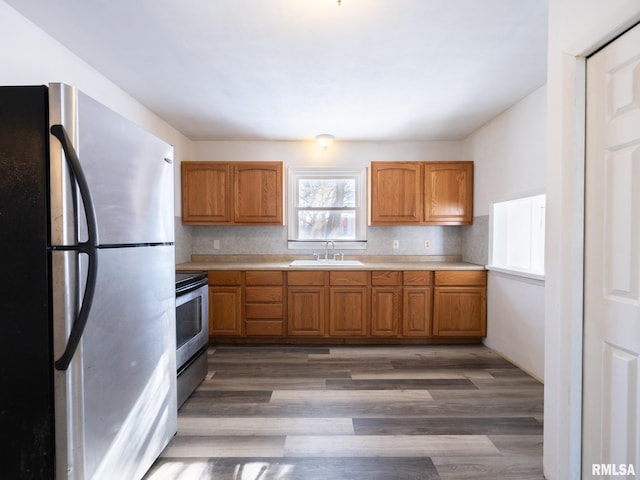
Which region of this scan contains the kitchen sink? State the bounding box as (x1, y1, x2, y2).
(289, 260, 364, 267)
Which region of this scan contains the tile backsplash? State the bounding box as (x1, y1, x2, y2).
(183, 223, 469, 258)
(176, 217, 489, 264)
(174, 217, 194, 263)
(461, 215, 489, 265)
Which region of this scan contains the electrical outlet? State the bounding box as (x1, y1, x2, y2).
(213, 239, 220, 249)
(424, 240, 431, 250)
(392, 240, 399, 249)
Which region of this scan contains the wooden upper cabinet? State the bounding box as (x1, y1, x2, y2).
(423, 161, 473, 225)
(370, 162, 423, 224)
(181, 162, 232, 224)
(181, 161, 283, 225)
(234, 162, 283, 224)
(369, 161, 473, 226)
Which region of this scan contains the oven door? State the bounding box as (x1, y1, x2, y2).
(176, 283, 208, 370)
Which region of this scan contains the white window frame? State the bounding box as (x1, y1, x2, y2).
(488, 191, 546, 280)
(287, 168, 367, 250)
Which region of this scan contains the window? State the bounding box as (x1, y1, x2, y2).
(489, 193, 545, 278)
(288, 169, 367, 249)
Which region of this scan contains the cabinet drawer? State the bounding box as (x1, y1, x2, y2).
(403, 271, 432, 286)
(435, 270, 486, 286)
(208, 270, 242, 285)
(245, 286, 283, 303)
(246, 271, 284, 286)
(371, 271, 401, 286)
(245, 320, 284, 336)
(288, 271, 326, 286)
(245, 304, 284, 319)
(330, 271, 369, 286)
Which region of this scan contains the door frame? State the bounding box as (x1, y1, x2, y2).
(546, 17, 640, 479)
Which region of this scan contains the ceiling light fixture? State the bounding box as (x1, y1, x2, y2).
(315, 134, 335, 149)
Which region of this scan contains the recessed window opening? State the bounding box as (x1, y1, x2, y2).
(288, 169, 367, 249)
(490, 193, 545, 277)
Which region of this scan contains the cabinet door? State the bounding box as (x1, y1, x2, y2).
(371, 271, 401, 336)
(208, 286, 242, 335)
(370, 162, 423, 224)
(329, 287, 369, 336)
(288, 287, 325, 336)
(371, 287, 400, 336)
(233, 162, 283, 224)
(423, 162, 473, 225)
(433, 286, 486, 337)
(182, 162, 231, 224)
(402, 287, 432, 336)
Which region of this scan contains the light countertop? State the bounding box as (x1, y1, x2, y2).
(176, 255, 485, 272)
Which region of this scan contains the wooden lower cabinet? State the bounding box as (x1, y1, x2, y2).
(330, 287, 369, 336)
(245, 271, 285, 336)
(288, 287, 325, 336)
(206, 268, 486, 342)
(287, 271, 326, 336)
(208, 271, 243, 336)
(371, 271, 401, 336)
(402, 288, 432, 336)
(433, 270, 487, 337)
(402, 271, 432, 336)
(329, 271, 370, 336)
(371, 287, 400, 336)
(208, 287, 242, 335)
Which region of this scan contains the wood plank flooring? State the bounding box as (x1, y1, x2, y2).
(144, 345, 544, 479)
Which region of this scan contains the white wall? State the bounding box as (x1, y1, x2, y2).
(463, 86, 547, 216)
(545, 2, 640, 479)
(192, 139, 462, 165)
(486, 272, 545, 380)
(0, 0, 193, 261)
(461, 86, 546, 382)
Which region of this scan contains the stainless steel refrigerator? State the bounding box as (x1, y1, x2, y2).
(0, 84, 177, 479)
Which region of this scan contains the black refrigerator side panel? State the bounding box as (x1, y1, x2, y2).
(0, 86, 55, 478)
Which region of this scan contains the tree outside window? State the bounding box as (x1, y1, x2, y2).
(288, 170, 366, 245)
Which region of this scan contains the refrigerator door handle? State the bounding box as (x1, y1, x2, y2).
(50, 124, 99, 248)
(54, 249, 98, 371)
(51, 124, 100, 371)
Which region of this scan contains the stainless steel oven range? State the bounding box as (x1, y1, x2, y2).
(175, 272, 209, 407)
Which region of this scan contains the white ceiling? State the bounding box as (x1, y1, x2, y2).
(6, 0, 548, 142)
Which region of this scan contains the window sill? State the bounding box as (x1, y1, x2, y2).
(486, 265, 545, 283)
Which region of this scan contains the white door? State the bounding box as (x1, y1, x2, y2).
(584, 23, 640, 478)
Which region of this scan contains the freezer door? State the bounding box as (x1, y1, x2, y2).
(55, 245, 177, 480)
(0, 85, 57, 479)
(50, 84, 175, 246)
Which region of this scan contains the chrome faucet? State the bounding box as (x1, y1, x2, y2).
(324, 240, 335, 260)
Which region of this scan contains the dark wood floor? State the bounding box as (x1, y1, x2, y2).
(144, 344, 544, 479)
